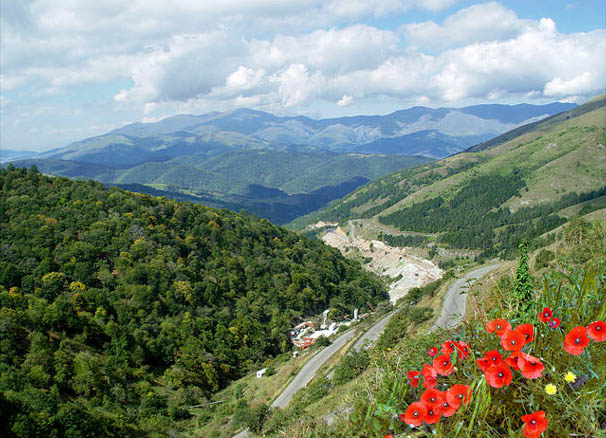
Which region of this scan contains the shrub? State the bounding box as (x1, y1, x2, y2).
(332, 350, 370, 385)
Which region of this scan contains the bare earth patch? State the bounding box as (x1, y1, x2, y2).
(322, 225, 442, 303)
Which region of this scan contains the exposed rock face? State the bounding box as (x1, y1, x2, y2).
(322, 225, 442, 303)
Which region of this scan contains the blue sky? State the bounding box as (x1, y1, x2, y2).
(1, 0, 604, 151)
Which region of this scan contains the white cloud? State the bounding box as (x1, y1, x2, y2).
(403, 2, 531, 49)
(544, 72, 601, 97)
(2, 0, 605, 151)
(433, 19, 606, 101)
(337, 95, 354, 106)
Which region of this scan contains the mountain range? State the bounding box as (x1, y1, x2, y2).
(8, 101, 576, 224)
(292, 95, 606, 258)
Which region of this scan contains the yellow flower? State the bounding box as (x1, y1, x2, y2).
(564, 371, 577, 383)
(544, 384, 557, 395)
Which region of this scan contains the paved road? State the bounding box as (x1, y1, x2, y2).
(271, 328, 358, 409)
(351, 311, 397, 351)
(432, 263, 502, 330)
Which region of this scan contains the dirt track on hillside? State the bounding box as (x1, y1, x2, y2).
(322, 222, 442, 303)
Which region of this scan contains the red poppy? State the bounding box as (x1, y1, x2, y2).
(446, 384, 472, 408)
(521, 410, 548, 438)
(401, 402, 427, 427)
(548, 317, 561, 328)
(455, 340, 470, 360)
(433, 354, 455, 376)
(476, 349, 503, 372)
(514, 323, 535, 344)
(518, 353, 544, 379)
(500, 329, 525, 351)
(538, 307, 552, 323)
(427, 346, 438, 357)
(486, 318, 512, 336)
(421, 364, 437, 379)
(420, 388, 445, 407)
(440, 399, 458, 417)
(563, 326, 590, 355)
(441, 340, 456, 355)
(485, 363, 512, 388)
(422, 376, 437, 389)
(587, 320, 606, 342)
(407, 370, 420, 388)
(422, 404, 442, 424)
(384, 435, 393, 438)
(505, 351, 522, 371)
(476, 357, 491, 372)
(421, 364, 438, 389)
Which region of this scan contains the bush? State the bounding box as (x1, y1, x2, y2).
(407, 306, 433, 324)
(244, 403, 271, 434)
(534, 248, 555, 269)
(315, 336, 331, 348)
(332, 350, 371, 385)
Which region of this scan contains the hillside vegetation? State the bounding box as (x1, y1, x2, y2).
(0, 166, 387, 437)
(291, 95, 606, 259)
(231, 219, 605, 438)
(14, 150, 429, 225)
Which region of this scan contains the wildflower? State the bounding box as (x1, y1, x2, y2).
(514, 323, 535, 344)
(401, 402, 427, 427)
(500, 329, 525, 351)
(420, 388, 445, 407)
(563, 326, 590, 355)
(407, 370, 420, 388)
(441, 340, 456, 355)
(476, 350, 503, 372)
(433, 354, 455, 376)
(440, 399, 458, 417)
(538, 307, 552, 323)
(548, 317, 561, 328)
(446, 384, 472, 408)
(486, 318, 511, 336)
(455, 340, 470, 360)
(421, 364, 437, 389)
(505, 351, 522, 371)
(427, 346, 438, 357)
(518, 353, 544, 379)
(587, 320, 606, 342)
(384, 435, 393, 438)
(422, 404, 442, 424)
(521, 410, 548, 438)
(564, 371, 577, 383)
(485, 363, 512, 388)
(476, 357, 491, 372)
(544, 384, 557, 395)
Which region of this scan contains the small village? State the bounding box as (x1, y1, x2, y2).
(289, 308, 367, 349)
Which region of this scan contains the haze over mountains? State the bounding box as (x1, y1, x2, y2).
(11, 102, 575, 224)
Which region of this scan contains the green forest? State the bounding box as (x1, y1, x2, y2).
(378, 173, 606, 258)
(0, 166, 386, 437)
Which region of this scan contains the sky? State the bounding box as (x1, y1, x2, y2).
(1, 0, 605, 152)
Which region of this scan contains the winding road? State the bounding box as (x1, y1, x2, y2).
(431, 263, 502, 330)
(233, 263, 501, 437)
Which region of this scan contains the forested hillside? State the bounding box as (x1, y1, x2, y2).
(291, 95, 606, 259)
(0, 166, 386, 437)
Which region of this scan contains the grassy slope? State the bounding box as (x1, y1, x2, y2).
(291, 95, 605, 229)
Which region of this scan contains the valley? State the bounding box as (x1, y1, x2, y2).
(8, 102, 574, 225)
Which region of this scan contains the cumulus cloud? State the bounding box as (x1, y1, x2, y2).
(433, 18, 606, 101)
(403, 2, 531, 49)
(1, 0, 605, 150)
